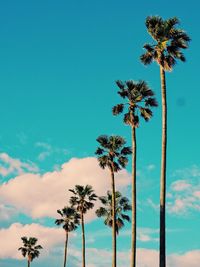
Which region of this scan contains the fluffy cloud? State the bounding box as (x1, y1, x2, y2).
(167, 166, 200, 214)
(0, 157, 131, 220)
(147, 165, 200, 215)
(1, 222, 199, 267)
(0, 153, 39, 177)
(168, 250, 200, 267)
(0, 204, 16, 220)
(119, 228, 159, 243)
(171, 180, 191, 192)
(137, 228, 158, 242)
(70, 248, 200, 267)
(0, 223, 64, 259)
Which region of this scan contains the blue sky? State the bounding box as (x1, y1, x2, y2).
(0, 1, 199, 266)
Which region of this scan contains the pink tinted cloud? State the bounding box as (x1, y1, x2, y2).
(0, 157, 131, 221)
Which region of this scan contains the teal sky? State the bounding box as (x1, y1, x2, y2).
(0, 1, 199, 267)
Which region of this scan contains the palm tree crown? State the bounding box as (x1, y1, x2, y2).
(95, 135, 132, 172)
(69, 185, 97, 214)
(55, 206, 80, 232)
(96, 191, 131, 234)
(140, 16, 190, 71)
(18, 237, 43, 262)
(112, 80, 158, 126)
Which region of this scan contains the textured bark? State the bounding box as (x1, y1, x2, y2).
(111, 169, 117, 267)
(63, 231, 69, 267)
(81, 212, 86, 267)
(159, 66, 167, 267)
(131, 126, 136, 267)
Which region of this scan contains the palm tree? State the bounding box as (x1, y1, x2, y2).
(95, 135, 131, 267)
(69, 185, 97, 267)
(140, 16, 190, 267)
(18, 236, 43, 267)
(55, 206, 80, 267)
(112, 80, 157, 267)
(96, 190, 131, 234)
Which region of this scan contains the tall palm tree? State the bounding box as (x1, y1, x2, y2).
(55, 206, 80, 267)
(96, 190, 131, 234)
(140, 16, 190, 267)
(95, 135, 131, 267)
(18, 236, 43, 267)
(69, 185, 97, 267)
(112, 80, 157, 267)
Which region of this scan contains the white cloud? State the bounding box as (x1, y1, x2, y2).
(0, 223, 199, 267)
(172, 165, 200, 179)
(35, 142, 68, 161)
(171, 180, 191, 192)
(0, 223, 65, 260)
(168, 250, 200, 267)
(70, 248, 200, 267)
(0, 153, 39, 177)
(0, 204, 16, 220)
(167, 166, 200, 215)
(138, 228, 159, 243)
(147, 165, 200, 215)
(0, 157, 131, 221)
(120, 228, 159, 243)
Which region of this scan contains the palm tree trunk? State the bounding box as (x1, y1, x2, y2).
(159, 66, 167, 267)
(111, 169, 117, 267)
(131, 126, 136, 267)
(28, 259, 30, 267)
(81, 212, 86, 267)
(63, 231, 69, 267)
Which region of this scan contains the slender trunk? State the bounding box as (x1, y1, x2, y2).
(81, 212, 86, 267)
(159, 66, 167, 267)
(131, 126, 136, 267)
(63, 231, 69, 267)
(111, 169, 117, 267)
(27, 259, 30, 267)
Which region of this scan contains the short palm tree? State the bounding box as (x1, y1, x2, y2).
(18, 236, 43, 267)
(95, 135, 131, 267)
(69, 185, 97, 267)
(112, 80, 157, 267)
(55, 206, 80, 267)
(96, 191, 131, 234)
(140, 16, 190, 267)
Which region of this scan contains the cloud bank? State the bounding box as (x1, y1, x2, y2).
(0, 157, 131, 221)
(0, 223, 199, 267)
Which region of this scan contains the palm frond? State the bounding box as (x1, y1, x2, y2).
(96, 135, 109, 149)
(120, 146, 132, 155)
(96, 191, 131, 234)
(55, 219, 64, 225)
(69, 185, 97, 215)
(113, 162, 121, 172)
(140, 52, 154, 65)
(140, 107, 153, 121)
(142, 15, 190, 71)
(96, 207, 108, 217)
(97, 155, 109, 169)
(116, 80, 125, 90)
(145, 97, 158, 107)
(118, 156, 128, 168)
(123, 112, 132, 125)
(19, 237, 42, 261)
(121, 213, 131, 222)
(112, 104, 124, 116)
